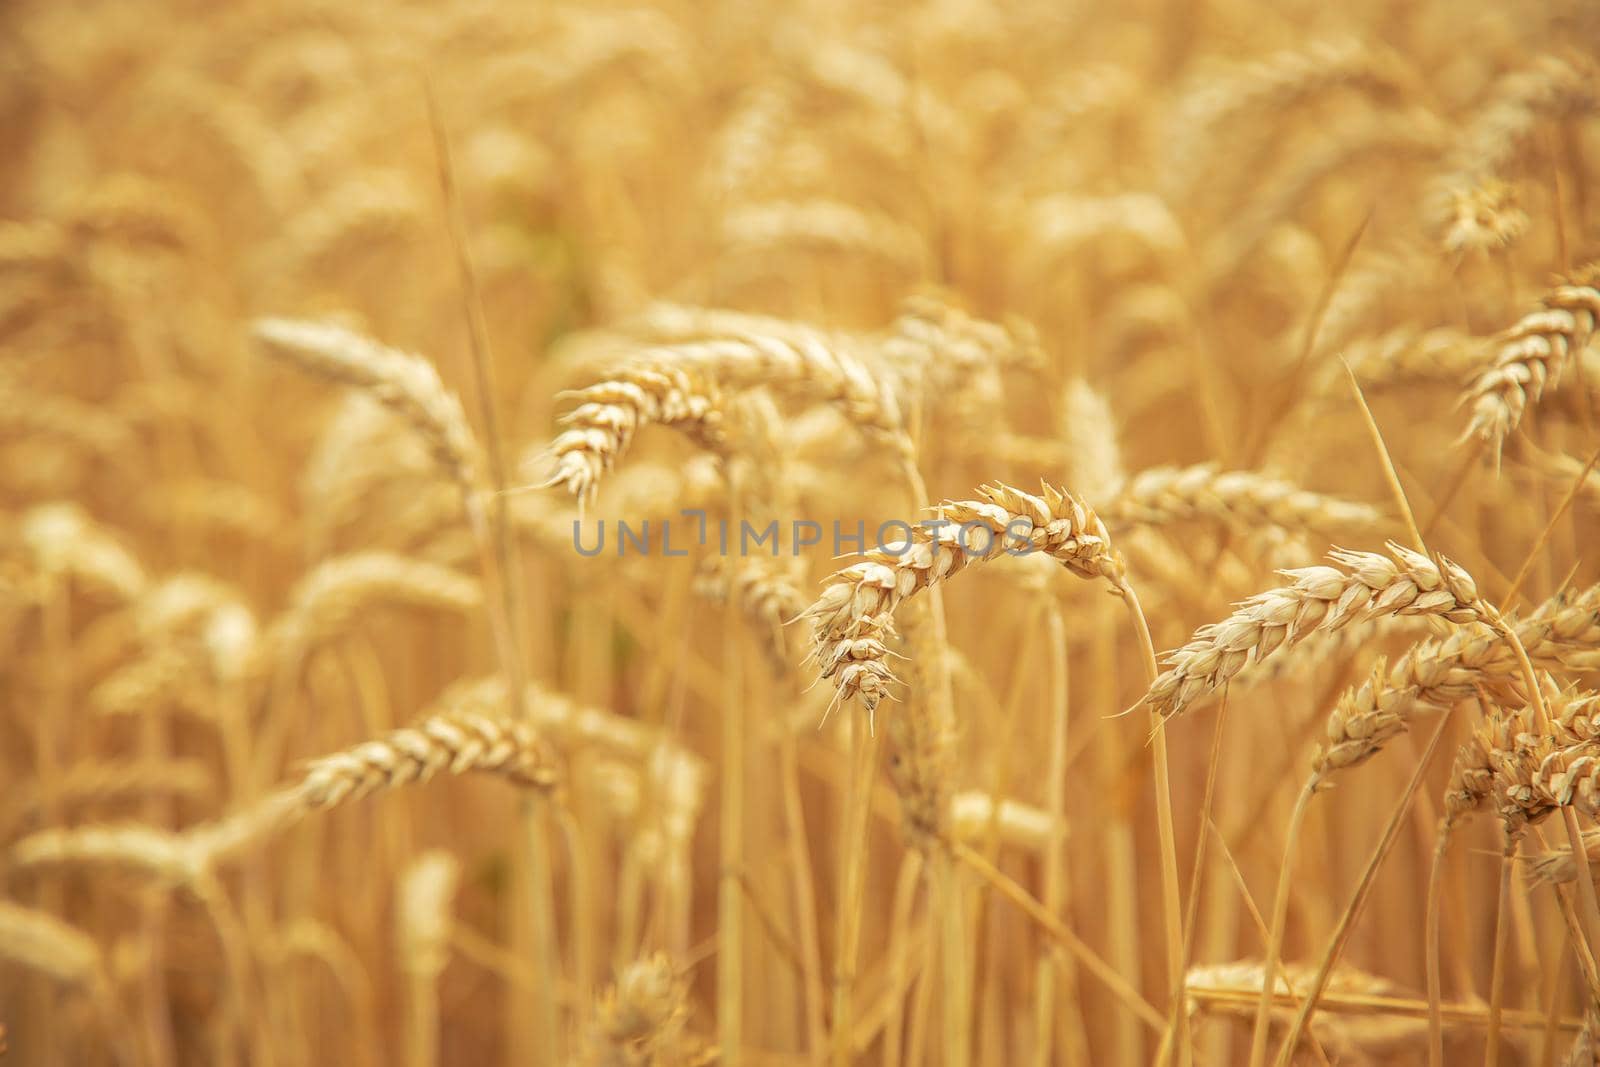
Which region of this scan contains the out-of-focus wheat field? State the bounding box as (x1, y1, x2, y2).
(3, 0, 1600, 1064)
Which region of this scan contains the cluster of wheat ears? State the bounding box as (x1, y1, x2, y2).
(3, 0, 1600, 1064)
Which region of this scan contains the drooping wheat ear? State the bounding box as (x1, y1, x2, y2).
(176, 710, 559, 870)
(1059, 378, 1127, 505)
(1103, 463, 1383, 537)
(1530, 692, 1600, 818)
(1315, 326, 1488, 396)
(1461, 263, 1600, 456)
(21, 502, 147, 601)
(1165, 38, 1411, 195)
(1491, 729, 1569, 833)
(295, 709, 560, 808)
(722, 198, 929, 275)
(1227, 617, 1417, 693)
(80, 574, 261, 719)
(0, 900, 107, 990)
(252, 317, 486, 498)
(539, 361, 725, 502)
(1311, 657, 1417, 781)
(11, 823, 208, 885)
(131, 573, 261, 682)
(1184, 959, 1424, 1060)
(1444, 709, 1526, 828)
(1472, 682, 1599, 834)
(303, 393, 463, 552)
(398, 850, 461, 980)
(90, 646, 207, 720)
(14, 759, 215, 819)
(802, 482, 1125, 717)
(876, 294, 1041, 425)
(1434, 55, 1596, 201)
(263, 552, 481, 666)
(1139, 542, 1482, 720)
(1316, 597, 1600, 781)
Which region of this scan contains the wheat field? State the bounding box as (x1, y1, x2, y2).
(2, 0, 1599, 1064)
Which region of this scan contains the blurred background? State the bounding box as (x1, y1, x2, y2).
(2, 0, 1598, 1064)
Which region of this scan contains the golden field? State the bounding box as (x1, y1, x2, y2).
(2, 0, 1600, 1064)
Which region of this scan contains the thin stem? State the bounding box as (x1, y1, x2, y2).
(1034, 597, 1074, 1067)
(1499, 445, 1600, 610)
(425, 87, 555, 1066)
(1158, 690, 1229, 1066)
(831, 717, 881, 1067)
(1426, 821, 1454, 1067)
(720, 503, 746, 1065)
(949, 840, 1167, 1033)
(884, 852, 924, 1067)
(1247, 779, 1318, 1067)
(936, 850, 968, 1067)
(1124, 583, 1188, 1065)
(1270, 707, 1455, 1067)
(1344, 363, 1424, 551)
(1485, 828, 1521, 1067)
(779, 730, 829, 1059)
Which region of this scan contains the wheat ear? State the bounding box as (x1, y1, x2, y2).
(252, 317, 485, 497)
(1461, 263, 1600, 457)
(539, 362, 725, 501)
(1104, 463, 1382, 536)
(801, 482, 1124, 718)
(1139, 542, 1482, 720)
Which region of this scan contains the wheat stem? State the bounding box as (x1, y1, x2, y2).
(1270, 707, 1455, 1066)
